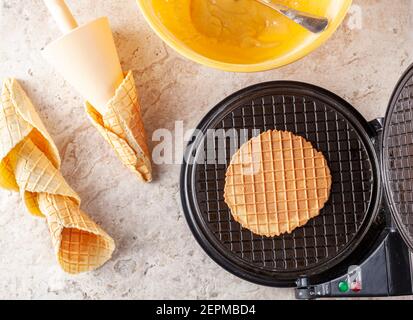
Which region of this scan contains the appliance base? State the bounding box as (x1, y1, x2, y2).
(295, 228, 413, 299)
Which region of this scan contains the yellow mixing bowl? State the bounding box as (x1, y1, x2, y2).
(137, 0, 352, 72)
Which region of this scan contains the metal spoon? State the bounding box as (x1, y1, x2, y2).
(255, 0, 329, 34)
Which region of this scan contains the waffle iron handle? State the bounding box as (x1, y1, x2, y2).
(296, 277, 316, 299)
(295, 277, 330, 300)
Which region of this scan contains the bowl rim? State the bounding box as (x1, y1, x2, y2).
(136, 0, 353, 72)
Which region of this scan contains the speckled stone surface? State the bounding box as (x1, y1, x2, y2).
(0, 0, 413, 300)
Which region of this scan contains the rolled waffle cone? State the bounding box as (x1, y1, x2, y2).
(0, 78, 115, 274)
(224, 130, 332, 237)
(86, 71, 152, 182)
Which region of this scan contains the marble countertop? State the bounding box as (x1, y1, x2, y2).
(1, 0, 413, 300)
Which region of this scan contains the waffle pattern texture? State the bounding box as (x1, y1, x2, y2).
(86, 71, 152, 182)
(224, 130, 332, 237)
(0, 79, 115, 274)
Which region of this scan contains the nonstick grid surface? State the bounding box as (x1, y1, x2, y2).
(385, 71, 413, 250)
(181, 81, 380, 286)
(189, 85, 376, 276)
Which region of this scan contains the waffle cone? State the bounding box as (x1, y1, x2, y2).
(0, 79, 115, 274)
(224, 130, 332, 237)
(86, 71, 152, 182)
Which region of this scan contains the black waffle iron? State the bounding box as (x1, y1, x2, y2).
(180, 65, 413, 299)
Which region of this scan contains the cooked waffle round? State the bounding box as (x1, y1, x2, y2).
(224, 130, 332, 237)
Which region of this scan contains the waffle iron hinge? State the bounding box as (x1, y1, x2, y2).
(368, 117, 384, 145)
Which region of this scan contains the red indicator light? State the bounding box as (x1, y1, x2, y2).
(347, 266, 362, 293)
(350, 281, 362, 292)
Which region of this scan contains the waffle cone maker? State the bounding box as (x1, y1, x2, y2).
(181, 64, 413, 299)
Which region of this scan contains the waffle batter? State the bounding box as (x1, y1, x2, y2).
(151, 0, 330, 63)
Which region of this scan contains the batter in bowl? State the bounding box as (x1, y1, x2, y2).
(151, 0, 331, 64)
(190, 0, 289, 49)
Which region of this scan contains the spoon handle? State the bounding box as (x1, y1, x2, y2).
(256, 0, 329, 34)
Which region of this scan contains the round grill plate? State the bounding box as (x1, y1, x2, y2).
(383, 65, 413, 251)
(181, 82, 380, 286)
